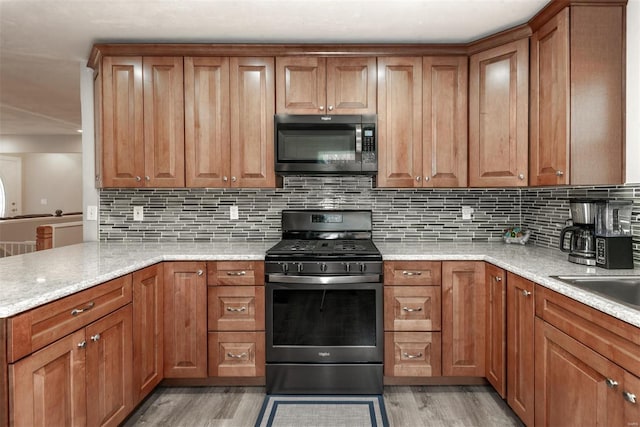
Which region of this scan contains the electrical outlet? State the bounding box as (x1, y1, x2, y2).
(133, 206, 144, 221)
(230, 205, 239, 220)
(87, 205, 98, 221)
(461, 206, 474, 220)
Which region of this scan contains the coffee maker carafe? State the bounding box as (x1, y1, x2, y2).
(560, 199, 597, 265)
(595, 200, 634, 269)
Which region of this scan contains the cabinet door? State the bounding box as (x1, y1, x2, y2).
(9, 329, 87, 427)
(132, 264, 163, 405)
(163, 262, 208, 378)
(184, 57, 231, 187)
(85, 305, 133, 427)
(230, 57, 276, 188)
(384, 286, 441, 332)
(422, 56, 468, 187)
(507, 273, 535, 426)
(485, 264, 506, 398)
(535, 318, 625, 427)
(142, 57, 185, 187)
(469, 39, 528, 187)
(530, 8, 570, 186)
(101, 56, 144, 188)
(384, 332, 442, 377)
(624, 371, 640, 426)
(442, 261, 486, 376)
(376, 57, 423, 187)
(276, 57, 326, 114)
(326, 57, 377, 114)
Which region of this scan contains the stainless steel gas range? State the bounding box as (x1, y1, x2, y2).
(265, 210, 383, 394)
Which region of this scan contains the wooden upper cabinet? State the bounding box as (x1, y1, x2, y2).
(143, 57, 185, 187)
(230, 57, 276, 188)
(422, 56, 468, 187)
(100, 56, 184, 188)
(276, 56, 376, 114)
(184, 57, 231, 187)
(101, 56, 144, 188)
(377, 57, 423, 188)
(469, 39, 528, 187)
(530, 5, 624, 186)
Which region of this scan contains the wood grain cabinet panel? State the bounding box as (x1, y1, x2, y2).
(485, 264, 506, 398)
(442, 261, 486, 376)
(469, 38, 528, 187)
(506, 273, 534, 426)
(208, 286, 265, 332)
(230, 57, 275, 188)
(530, 6, 624, 186)
(384, 332, 441, 377)
(208, 332, 265, 377)
(422, 56, 468, 187)
(184, 57, 231, 187)
(132, 264, 164, 405)
(384, 286, 441, 332)
(276, 56, 376, 115)
(207, 261, 264, 286)
(163, 262, 208, 379)
(384, 261, 441, 286)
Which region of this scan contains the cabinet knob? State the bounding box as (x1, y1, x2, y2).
(319, 106, 325, 111)
(90, 333, 101, 342)
(77, 340, 87, 349)
(231, 176, 237, 182)
(145, 176, 150, 181)
(223, 176, 228, 182)
(197, 269, 204, 276)
(416, 176, 421, 182)
(522, 290, 532, 297)
(328, 105, 334, 111)
(556, 170, 564, 177)
(135, 176, 142, 182)
(623, 391, 637, 404)
(424, 176, 430, 182)
(518, 173, 525, 180)
(605, 378, 619, 388)
(494, 276, 502, 282)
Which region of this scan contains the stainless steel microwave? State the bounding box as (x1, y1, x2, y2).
(274, 114, 377, 175)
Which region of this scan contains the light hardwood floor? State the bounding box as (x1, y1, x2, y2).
(123, 385, 523, 426)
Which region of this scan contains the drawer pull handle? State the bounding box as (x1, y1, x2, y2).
(227, 352, 248, 359)
(226, 306, 247, 312)
(90, 333, 101, 342)
(402, 271, 422, 276)
(623, 391, 637, 404)
(605, 378, 619, 388)
(403, 352, 423, 359)
(226, 271, 247, 276)
(71, 301, 95, 316)
(522, 290, 532, 297)
(77, 340, 87, 349)
(402, 307, 423, 312)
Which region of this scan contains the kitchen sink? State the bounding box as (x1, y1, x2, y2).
(551, 275, 640, 308)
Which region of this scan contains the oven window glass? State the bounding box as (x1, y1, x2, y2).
(278, 130, 355, 163)
(272, 289, 376, 346)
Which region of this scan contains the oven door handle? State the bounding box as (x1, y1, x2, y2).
(267, 274, 380, 285)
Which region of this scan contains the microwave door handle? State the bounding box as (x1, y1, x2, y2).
(355, 124, 362, 164)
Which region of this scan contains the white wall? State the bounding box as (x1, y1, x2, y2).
(21, 153, 82, 214)
(626, 0, 640, 183)
(80, 64, 99, 241)
(0, 135, 81, 153)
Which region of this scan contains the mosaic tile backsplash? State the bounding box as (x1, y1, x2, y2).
(99, 177, 640, 266)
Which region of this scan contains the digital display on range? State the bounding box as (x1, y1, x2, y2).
(311, 214, 343, 223)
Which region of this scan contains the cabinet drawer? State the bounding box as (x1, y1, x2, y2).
(384, 332, 441, 377)
(8, 275, 132, 362)
(208, 332, 265, 377)
(208, 286, 265, 331)
(384, 286, 441, 331)
(207, 261, 264, 286)
(384, 261, 441, 286)
(535, 285, 640, 377)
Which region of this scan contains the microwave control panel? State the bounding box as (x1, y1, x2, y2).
(362, 126, 376, 166)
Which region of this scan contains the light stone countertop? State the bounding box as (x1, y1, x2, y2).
(0, 241, 639, 328)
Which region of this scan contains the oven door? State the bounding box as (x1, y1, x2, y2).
(266, 277, 383, 364)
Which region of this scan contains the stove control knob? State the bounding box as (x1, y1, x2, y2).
(280, 263, 289, 273)
(320, 263, 328, 272)
(343, 263, 351, 272)
(295, 263, 304, 273)
(359, 263, 367, 273)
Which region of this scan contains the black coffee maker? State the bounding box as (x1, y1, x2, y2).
(594, 200, 634, 269)
(560, 199, 597, 266)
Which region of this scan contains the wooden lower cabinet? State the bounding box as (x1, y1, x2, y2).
(9, 306, 133, 427)
(384, 286, 441, 332)
(384, 332, 441, 377)
(442, 261, 486, 376)
(132, 264, 164, 404)
(208, 332, 265, 377)
(485, 264, 506, 398)
(624, 372, 640, 425)
(534, 318, 625, 426)
(163, 262, 208, 378)
(506, 273, 535, 426)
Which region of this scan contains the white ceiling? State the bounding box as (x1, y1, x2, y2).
(0, 0, 549, 136)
